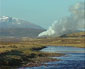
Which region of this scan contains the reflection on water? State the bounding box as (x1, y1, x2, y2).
(19, 46, 85, 69)
(41, 46, 85, 53)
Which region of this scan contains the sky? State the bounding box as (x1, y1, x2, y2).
(0, 0, 84, 29)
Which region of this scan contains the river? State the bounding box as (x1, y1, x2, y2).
(19, 46, 85, 69)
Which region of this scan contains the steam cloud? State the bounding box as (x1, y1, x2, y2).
(38, 2, 85, 37)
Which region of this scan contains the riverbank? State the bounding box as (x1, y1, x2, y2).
(38, 46, 85, 69)
(0, 37, 84, 68)
(0, 44, 64, 68)
(24, 53, 64, 67)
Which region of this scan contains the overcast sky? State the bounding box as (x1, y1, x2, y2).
(0, 0, 84, 29)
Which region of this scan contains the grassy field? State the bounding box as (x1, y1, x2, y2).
(0, 32, 85, 68)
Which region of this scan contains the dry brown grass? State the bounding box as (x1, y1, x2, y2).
(0, 36, 84, 67)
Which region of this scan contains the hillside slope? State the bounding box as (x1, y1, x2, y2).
(0, 16, 45, 37)
(62, 32, 85, 37)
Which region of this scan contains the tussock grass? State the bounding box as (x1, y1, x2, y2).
(0, 35, 85, 67)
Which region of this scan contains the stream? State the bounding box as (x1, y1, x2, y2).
(19, 46, 85, 69)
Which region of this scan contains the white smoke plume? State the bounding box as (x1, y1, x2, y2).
(38, 2, 85, 37)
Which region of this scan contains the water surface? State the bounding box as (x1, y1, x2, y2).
(20, 46, 85, 69)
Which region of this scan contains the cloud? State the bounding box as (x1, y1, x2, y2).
(38, 2, 85, 37)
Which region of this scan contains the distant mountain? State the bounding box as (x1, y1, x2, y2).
(0, 16, 45, 37)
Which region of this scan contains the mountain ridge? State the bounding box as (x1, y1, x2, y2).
(0, 16, 44, 29)
(0, 16, 45, 37)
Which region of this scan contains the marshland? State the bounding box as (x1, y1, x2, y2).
(0, 32, 85, 69)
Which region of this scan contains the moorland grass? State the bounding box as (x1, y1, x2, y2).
(0, 37, 85, 68)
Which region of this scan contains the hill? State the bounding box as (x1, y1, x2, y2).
(0, 16, 45, 37)
(61, 32, 85, 37)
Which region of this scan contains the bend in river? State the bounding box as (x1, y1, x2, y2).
(20, 46, 85, 69)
